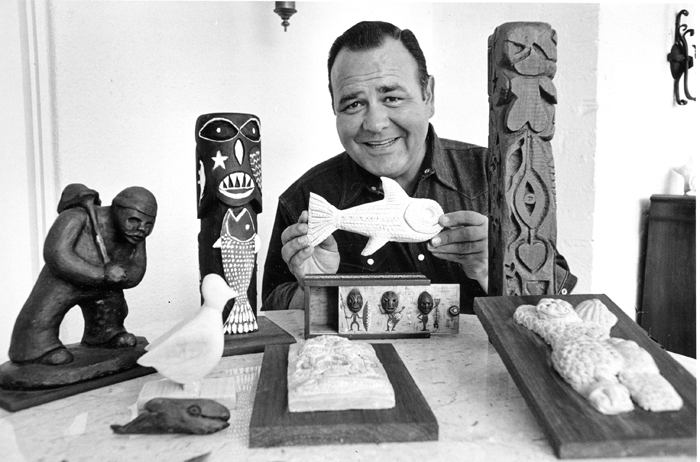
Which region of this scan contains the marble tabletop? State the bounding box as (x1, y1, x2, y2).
(0, 310, 695, 462)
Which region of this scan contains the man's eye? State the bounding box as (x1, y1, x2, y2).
(341, 101, 362, 113)
(385, 96, 401, 103)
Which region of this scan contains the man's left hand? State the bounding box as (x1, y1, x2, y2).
(427, 211, 488, 292)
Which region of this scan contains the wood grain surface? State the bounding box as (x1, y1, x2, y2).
(249, 343, 438, 447)
(223, 316, 296, 356)
(474, 294, 697, 459)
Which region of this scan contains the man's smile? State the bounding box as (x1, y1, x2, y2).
(362, 137, 399, 148)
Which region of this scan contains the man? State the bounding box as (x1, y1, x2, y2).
(9, 186, 157, 365)
(262, 21, 575, 313)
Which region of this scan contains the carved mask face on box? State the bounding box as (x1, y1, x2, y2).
(347, 288, 363, 313)
(381, 291, 399, 314)
(417, 291, 434, 315)
(195, 113, 262, 217)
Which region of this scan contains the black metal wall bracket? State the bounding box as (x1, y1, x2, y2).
(668, 10, 696, 105)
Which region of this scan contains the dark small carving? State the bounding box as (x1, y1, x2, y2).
(340, 288, 369, 332)
(1, 184, 156, 389)
(416, 291, 441, 331)
(111, 398, 230, 435)
(378, 291, 405, 332)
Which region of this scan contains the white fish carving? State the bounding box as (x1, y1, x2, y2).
(307, 177, 444, 256)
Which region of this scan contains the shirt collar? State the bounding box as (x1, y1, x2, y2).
(338, 124, 459, 208)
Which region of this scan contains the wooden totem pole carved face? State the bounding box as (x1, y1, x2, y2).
(195, 113, 262, 217)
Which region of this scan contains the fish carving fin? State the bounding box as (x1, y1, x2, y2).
(380, 176, 409, 202)
(212, 237, 222, 249)
(361, 237, 389, 256)
(307, 192, 339, 247)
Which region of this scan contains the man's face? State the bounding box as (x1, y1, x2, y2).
(330, 39, 434, 188)
(114, 207, 155, 245)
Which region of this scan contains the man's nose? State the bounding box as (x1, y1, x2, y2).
(362, 103, 390, 132)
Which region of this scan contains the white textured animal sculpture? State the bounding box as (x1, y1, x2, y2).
(138, 274, 236, 386)
(307, 176, 444, 256)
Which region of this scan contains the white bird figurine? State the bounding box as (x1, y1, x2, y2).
(137, 274, 237, 388)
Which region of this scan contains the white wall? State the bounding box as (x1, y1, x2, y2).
(0, 0, 37, 365)
(0, 1, 695, 362)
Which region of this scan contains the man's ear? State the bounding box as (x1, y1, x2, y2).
(425, 75, 436, 117)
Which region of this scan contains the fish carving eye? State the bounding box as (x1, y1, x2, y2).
(404, 201, 443, 233)
(187, 405, 202, 417)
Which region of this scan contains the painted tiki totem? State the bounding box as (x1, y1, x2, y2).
(487, 22, 558, 296)
(195, 113, 262, 334)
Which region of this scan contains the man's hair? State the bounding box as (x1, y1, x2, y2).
(327, 21, 430, 108)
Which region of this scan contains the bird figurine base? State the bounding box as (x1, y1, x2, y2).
(137, 377, 237, 411)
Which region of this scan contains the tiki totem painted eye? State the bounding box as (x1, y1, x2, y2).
(381, 291, 399, 313)
(417, 291, 434, 314)
(347, 288, 363, 313)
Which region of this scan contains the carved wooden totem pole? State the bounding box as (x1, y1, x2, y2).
(487, 22, 559, 296)
(196, 113, 262, 334)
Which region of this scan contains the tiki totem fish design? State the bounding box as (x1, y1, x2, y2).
(214, 208, 260, 334)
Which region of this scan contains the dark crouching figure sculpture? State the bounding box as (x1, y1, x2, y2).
(1, 184, 157, 389)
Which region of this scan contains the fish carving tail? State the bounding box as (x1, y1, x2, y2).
(307, 192, 338, 247)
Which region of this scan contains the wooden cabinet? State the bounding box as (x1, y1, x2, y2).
(639, 195, 696, 358)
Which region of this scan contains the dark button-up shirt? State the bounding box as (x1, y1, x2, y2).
(262, 125, 576, 313)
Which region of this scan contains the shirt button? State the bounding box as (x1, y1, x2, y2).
(561, 288, 568, 295)
(423, 168, 430, 175)
(418, 254, 425, 261)
(371, 186, 377, 191)
(367, 258, 374, 266)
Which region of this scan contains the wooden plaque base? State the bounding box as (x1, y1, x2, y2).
(223, 316, 296, 356)
(475, 294, 696, 459)
(249, 343, 438, 447)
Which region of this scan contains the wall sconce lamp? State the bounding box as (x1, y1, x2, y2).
(274, 2, 297, 32)
(668, 9, 696, 105)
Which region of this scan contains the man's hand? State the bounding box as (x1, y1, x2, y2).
(104, 262, 127, 284)
(281, 211, 340, 288)
(427, 211, 489, 292)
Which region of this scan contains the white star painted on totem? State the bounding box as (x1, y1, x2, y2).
(211, 151, 228, 170)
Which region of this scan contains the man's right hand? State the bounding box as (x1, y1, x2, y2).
(104, 263, 127, 284)
(281, 211, 340, 288)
